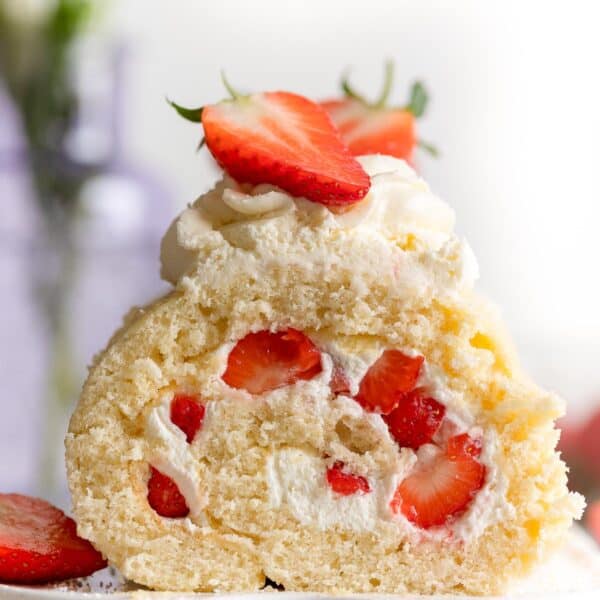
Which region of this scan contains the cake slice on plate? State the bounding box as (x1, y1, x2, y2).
(65, 87, 583, 594)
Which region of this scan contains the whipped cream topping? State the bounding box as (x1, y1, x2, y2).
(335, 155, 455, 239)
(160, 154, 477, 289)
(145, 338, 512, 542)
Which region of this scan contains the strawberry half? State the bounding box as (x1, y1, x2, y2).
(169, 82, 370, 207)
(170, 393, 205, 443)
(222, 328, 322, 395)
(355, 350, 423, 414)
(321, 62, 435, 162)
(384, 389, 445, 449)
(323, 99, 417, 161)
(390, 434, 486, 529)
(326, 462, 371, 495)
(147, 467, 189, 519)
(0, 493, 106, 584)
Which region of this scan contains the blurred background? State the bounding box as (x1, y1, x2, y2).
(1, 0, 599, 537)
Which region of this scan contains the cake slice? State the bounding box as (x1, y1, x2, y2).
(65, 88, 583, 595)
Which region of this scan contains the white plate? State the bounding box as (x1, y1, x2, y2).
(1, 528, 599, 599)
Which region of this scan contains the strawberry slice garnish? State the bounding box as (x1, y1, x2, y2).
(170, 393, 205, 443)
(222, 328, 322, 395)
(326, 462, 371, 495)
(390, 434, 486, 529)
(0, 493, 106, 583)
(169, 79, 370, 208)
(324, 100, 417, 161)
(147, 467, 189, 518)
(384, 389, 445, 449)
(321, 61, 436, 162)
(355, 350, 423, 414)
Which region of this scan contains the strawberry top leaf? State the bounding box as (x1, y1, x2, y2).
(418, 138, 439, 157)
(405, 81, 428, 117)
(167, 98, 203, 123)
(167, 70, 243, 124)
(341, 71, 369, 104)
(340, 61, 429, 116)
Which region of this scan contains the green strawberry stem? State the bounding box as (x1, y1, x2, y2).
(220, 70, 244, 100)
(374, 60, 395, 108)
(341, 72, 369, 105)
(341, 61, 429, 119)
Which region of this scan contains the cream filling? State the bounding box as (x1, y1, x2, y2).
(145, 341, 513, 542)
(266, 449, 406, 532)
(264, 424, 509, 543)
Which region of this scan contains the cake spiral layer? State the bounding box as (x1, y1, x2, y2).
(66, 155, 583, 594)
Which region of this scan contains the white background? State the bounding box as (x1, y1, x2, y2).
(105, 0, 600, 414)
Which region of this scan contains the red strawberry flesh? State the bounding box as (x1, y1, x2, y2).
(323, 99, 416, 161)
(202, 92, 370, 207)
(390, 435, 486, 529)
(222, 328, 322, 394)
(330, 365, 351, 395)
(326, 462, 371, 495)
(170, 393, 205, 443)
(0, 493, 106, 584)
(355, 350, 423, 414)
(147, 467, 189, 518)
(384, 390, 445, 449)
(447, 432, 483, 459)
(586, 500, 600, 544)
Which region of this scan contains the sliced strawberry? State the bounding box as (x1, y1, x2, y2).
(326, 462, 371, 495)
(384, 390, 445, 449)
(324, 99, 416, 161)
(180, 88, 370, 207)
(170, 393, 205, 443)
(390, 435, 486, 529)
(147, 467, 189, 518)
(321, 63, 433, 162)
(330, 365, 351, 395)
(0, 493, 106, 583)
(320, 99, 365, 137)
(355, 350, 423, 414)
(222, 328, 322, 394)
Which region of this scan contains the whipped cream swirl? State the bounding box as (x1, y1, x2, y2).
(160, 154, 477, 289)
